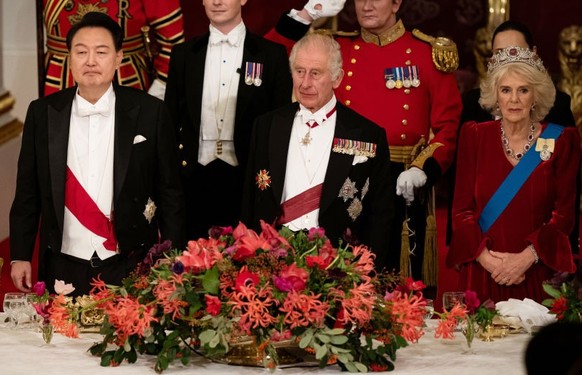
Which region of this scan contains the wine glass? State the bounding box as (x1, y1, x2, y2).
(423, 299, 435, 331)
(442, 291, 465, 312)
(3, 292, 27, 327)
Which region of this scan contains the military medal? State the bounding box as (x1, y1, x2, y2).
(411, 65, 421, 87)
(384, 68, 396, 89)
(394, 67, 403, 89)
(300, 107, 336, 146)
(402, 66, 411, 88)
(244, 61, 264, 86)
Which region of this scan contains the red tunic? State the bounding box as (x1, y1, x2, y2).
(335, 30, 461, 174)
(43, 0, 184, 95)
(447, 121, 579, 302)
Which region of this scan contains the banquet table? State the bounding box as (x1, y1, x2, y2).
(0, 322, 530, 375)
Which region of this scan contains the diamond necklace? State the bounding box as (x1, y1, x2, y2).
(500, 121, 536, 160)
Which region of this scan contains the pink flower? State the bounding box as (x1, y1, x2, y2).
(32, 281, 46, 297)
(259, 220, 291, 250)
(205, 295, 222, 316)
(307, 227, 326, 240)
(273, 263, 309, 292)
(177, 238, 223, 273)
(405, 277, 426, 292)
(232, 223, 271, 261)
(464, 290, 480, 314)
(54, 279, 75, 295)
(235, 267, 260, 291)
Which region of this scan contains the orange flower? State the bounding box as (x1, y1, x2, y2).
(48, 294, 79, 338)
(153, 274, 188, 320)
(280, 291, 330, 329)
(228, 285, 277, 334)
(434, 304, 467, 339)
(331, 281, 376, 326)
(177, 238, 223, 273)
(104, 296, 159, 343)
(389, 291, 425, 343)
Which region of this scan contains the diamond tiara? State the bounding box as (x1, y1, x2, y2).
(487, 46, 546, 74)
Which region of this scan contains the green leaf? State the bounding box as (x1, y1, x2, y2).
(317, 334, 330, 343)
(315, 344, 328, 360)
(299, 330, 314, 348)
(354, 362, 368, 372)
(198, 329, 217, 344)
(329, 335, 349, 345)
(542, 283, 561, 298)
(201, 266, 220, 294)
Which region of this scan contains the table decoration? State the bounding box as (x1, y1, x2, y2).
(53, 221, 429, 373)
(542, 272, 582, 323)
(434, 290, 498, 353)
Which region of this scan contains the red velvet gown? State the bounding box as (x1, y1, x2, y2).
(447, 121, 579, 302)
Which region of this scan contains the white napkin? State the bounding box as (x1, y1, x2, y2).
(495, 298, 556, 333)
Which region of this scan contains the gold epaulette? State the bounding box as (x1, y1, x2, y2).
(412, 29, 459, 73)
(311, 28, 360, 38)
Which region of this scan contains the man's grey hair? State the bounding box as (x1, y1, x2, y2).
(289, 32, 343, 80)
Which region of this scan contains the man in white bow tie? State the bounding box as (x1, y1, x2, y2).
(242, 33, 393, 270)
(10, 12, 185, 296)
(164, 0, 292, 240)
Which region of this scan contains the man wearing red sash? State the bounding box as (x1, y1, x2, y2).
(242, 33, 392, 268)
(43, 0, 184, 99)
(10, 12, 185, 296)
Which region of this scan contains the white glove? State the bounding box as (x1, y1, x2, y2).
(147, 78, 166, 100)
(304, 0, 346, 21)
(396, 167, 427, 203)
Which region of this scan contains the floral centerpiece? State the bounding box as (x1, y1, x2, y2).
(542, 272, 582, 323)
(434, 290, 497, 349)
(74, 221, 429, 373)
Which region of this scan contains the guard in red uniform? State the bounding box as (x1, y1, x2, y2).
(266, 0, 462, 287)
(43, 0, 184, 99)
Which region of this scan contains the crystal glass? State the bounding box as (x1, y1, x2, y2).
(442, 291, 465, 312)
(3, 292, 27, 327)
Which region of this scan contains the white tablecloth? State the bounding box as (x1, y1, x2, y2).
(0, 322, 530, 375)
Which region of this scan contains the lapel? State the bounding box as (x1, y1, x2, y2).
(113, 85, 140, 203)
(47, 88, 76, 233)
(269, 104, 299, 204)
(185, 34, 209, 130)
(320, 104, 361, 214)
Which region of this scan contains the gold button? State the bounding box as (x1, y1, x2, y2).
(178, 144, 184, 150)
(345, 85, 351, 91)
(403, 104, 409, 110)
(401, 134, 407, 140)
(347, 71, 353, 77)
(402, 119, 408, 125)
(350, 58, 357, 64)
(405, 60, 411, 65)
(345, 99, 351, 106)
(406, 48, 412, 54)
(354, 44, 360, 50)
(181, 160, 187, 167)
(405, 89, 411, 94)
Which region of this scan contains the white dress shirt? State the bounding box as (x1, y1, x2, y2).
(62, 84, 116, 261)
(199, 22, 246, 167)
(282, 96, 337, 231)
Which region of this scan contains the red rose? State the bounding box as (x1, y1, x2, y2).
(205, 295, 221, 316)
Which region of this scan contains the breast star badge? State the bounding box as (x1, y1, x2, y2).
(255, 169, 272, 191)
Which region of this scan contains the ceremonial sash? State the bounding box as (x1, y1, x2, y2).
(278, 183, 323, 225)
(478, 123, 565, 233)
(65, 167, 117, 251)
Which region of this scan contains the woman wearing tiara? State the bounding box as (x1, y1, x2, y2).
(447, 46, 580, 303)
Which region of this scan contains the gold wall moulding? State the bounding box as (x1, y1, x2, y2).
(0, 92, 16, 116)
(0, 119, 23, 146)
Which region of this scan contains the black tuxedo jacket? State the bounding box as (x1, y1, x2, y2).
(10, 85, 185, 266)
(242, 103, 394, 268)
(164, 31, 292, 176)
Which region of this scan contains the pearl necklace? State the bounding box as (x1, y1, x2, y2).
(500, 122, 536, 160)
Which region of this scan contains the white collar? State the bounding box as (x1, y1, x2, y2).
(208, 22, 246, 47)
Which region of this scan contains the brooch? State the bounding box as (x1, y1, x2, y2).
(143, 198, 157, 224)
(535, 138, 555, 161)
(255, 169, 272, 191)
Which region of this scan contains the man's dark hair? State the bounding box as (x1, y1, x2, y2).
(66, 12, 123, 51)
(525, 322, 582, 375)
(492, 20, 535, 49)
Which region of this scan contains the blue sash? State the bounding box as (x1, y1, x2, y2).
(478, 123, 565, 233)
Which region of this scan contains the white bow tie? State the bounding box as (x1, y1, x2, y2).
(209, 32, 238, 47)
(299, 109, 327, 126)
(76, 104, 110, 117)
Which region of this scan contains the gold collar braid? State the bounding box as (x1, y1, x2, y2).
(361, 20, 405, 47)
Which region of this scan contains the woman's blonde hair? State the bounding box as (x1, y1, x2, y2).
(479, 63, 556, 122)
